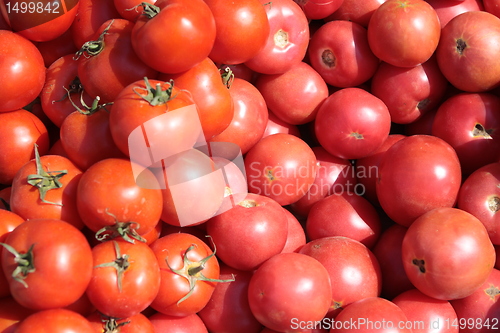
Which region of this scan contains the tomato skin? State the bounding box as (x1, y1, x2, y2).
(149, 312, 209, 333)
(86, 239, 161, 318)
(205, 0, 269, 65)
(326, 0, 387, 27)
(10, 154, 84, 230)
(0, 210, 25, 298)
(149, 233, 222, 317)
(87, 311, 156, 333)
(0, 110, 50, 185)
(131, 0, 216, 74)
(1, 218, 93, 310)
(0, 296, 35, 333)
(114, 0, 156, 21)
(14, 308, 95, 333)
(0, 31, 46, 113)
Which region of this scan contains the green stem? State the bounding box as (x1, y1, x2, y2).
(0, 243, 35, 288)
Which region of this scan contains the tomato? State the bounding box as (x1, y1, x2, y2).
(86, 239, 161, 318)
(159, 57, 234, 140)
(280, 208, 307, 253)
(248, 252, 332, 332)
(34, 29, 79, 67)
(426, 0, 484, 28)
(1, 218, 93, 310)
(206, 193, 289, 271)
(245, 133, 317, 206)
(87, 311, 156, 333)
(205, 0, 269, 65)
(255, 61, 328, 125)
(0, 110, 50, 185)
(14, 308, 94, 333)
(149, 233, 226, 317)
(314, 87, 391, 160)
(308, 20, 379, 88)
(76, 158, 163, 242)
(114, 0, 156, 21)
(10, 146, 84, 229)
(0, 296, 35, 333)
(149, 312, 209, 333)
(131, 0, 216, 74)
(436, 11, 500, 92)
(370, 56, 449, 124)
(326, 0, 387, 27)
(210, 77, 269, 154)
(432, 93, 500, 176)
(367, 0, 441, 68)
(197, 264, 262, 333)
(75, 19, 158, 104)
(244, 0, 309, 75)
(0, 0, 79, 42)
(263, 110, 301, 139)
(0, 210, 24, 298)
(376, 135, 462, 227)
(294, 0, 343, 20)
(300, 237, 382, 319)
(0, 30, 46, 113)
(402, 207, 496, 300)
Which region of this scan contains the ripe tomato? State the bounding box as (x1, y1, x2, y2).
(149, 312, 209, 333)
(1, 218, 93, 310)
(0, 110, 49, 185)
(34, 29, 79, 67)
(295, 0, 343, 20)
(149, 233, 225, 317)
(87, 311, 156, 333)
(131, 0, 216, 74)
(426, 0, 484, 28)
(14, 308, 94, 333)
(0, 296, 35, 333)
(367, 0, 441, 67)
(0, 210, 24, 298)
(0, 30, 46, 113)
(402, 207, 496, 300)
(326, 0, 387, 27)
(248, 252, 332, 332)
(205, 0, 269, 65)
(86, 239, 161, 318)
(114, 0, 156, 21)
(280, 207, 307, 253)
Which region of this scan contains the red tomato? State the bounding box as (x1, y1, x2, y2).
(75, 19, 158, 104)
(87, 311, 156, 333)
(76, 158, 163, 242)
(206, 193, 289, 271)
(0, 210, 24, 298)
(0, 110, 49, 185)
(245, 133, 317, 206)
(326, 0, 387, 27)
(131, 0, 216, 74)
(294, 0, 343, 20)
(280, 208, 307, 253)
(114, 0, 156, 21)
(0, 296, 35, 333)
(436, 11, 500, 92)
(426, 0, 483, 28)
(149, 233, 225, 317)
(209, 77, 269, 154)
(34, 29, 79, 67)
(1, 218, 93, 310)
(0, 0, 79, 42)
(308, 20, 379, 88)
(86, 239, 161, 318)
(263, 110, 301, 139)
(149, 312, 209, 333)
(14, 308, 94, 333)
(10, 147, 84, 229)
(159, 57, 234, 140)
(248, 252, 332, 332)
(300, 236, 382, 319)
(314, 87, 392, 160)
(0, 31, 46, 113)
(367, 0, 441, 67)
(205, 0, 269, 65)
(376, 135, 462, 227)
(402, 207, 496, 300)
(245, 0, 310, 75)
(370, 56, 448, 124)
(255, 61, 328, 125)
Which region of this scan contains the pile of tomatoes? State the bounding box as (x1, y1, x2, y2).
(1, 0, 500, 332)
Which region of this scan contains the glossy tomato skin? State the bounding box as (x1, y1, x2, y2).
(402, 207, 496, 300)
(205, 0, 269, 65)
(326, 0, 387, 27)
(436, 11, 500, 92)
(300, 237, 382, 319)
(308, 20, 379, 88)
(132, 0, 216, 74)
(280, 208, 307, 253)
(426, 0, 483, 28)
(367, 0, 441, 68)
(0, 110, 49, 185)
(1, 219, 93, 310)
(245, 0, 309, 75)
(0, 296, 35, 333)
(263, 110, 301, 138)
(0, 31, 46, 112)
(248, 252, 332, 332)
(255, 61, 328, 125)
(149, 313, 209, 333)
(86, 239, 161, 318)
(314, 87, 392, 160)
(34, 29, 79, 67)
(245, 133, 317, 206)
(149, 233, 221, 317)
(0, 210, 24, 298)
(295, 0, 343, 20)
(376, 135, 462, 227)
(14, 308, 94, 333)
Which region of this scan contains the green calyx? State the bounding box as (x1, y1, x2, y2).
(95, 209, 146, 244)
(26, 144, 68, 206)
(74, 20, 114, 60)
(133, 77, 177, 106)
(94, 241, 130, 293)
(136, 2, 160, 18)
(0, 243, 35, 288)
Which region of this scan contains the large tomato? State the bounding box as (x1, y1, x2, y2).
(402, 207, 496, 300)
(13, 308, 94, 333)
(1, 218, 93, 310)
(326, 0, 387, 27)
(436, 10, 500, 92)
(131, 0, 216, 74)
(149, 313, 209, 333)
(426, 0, 484, 28)
(0, 30, 46, 113)
(367, 0, 441, 67)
